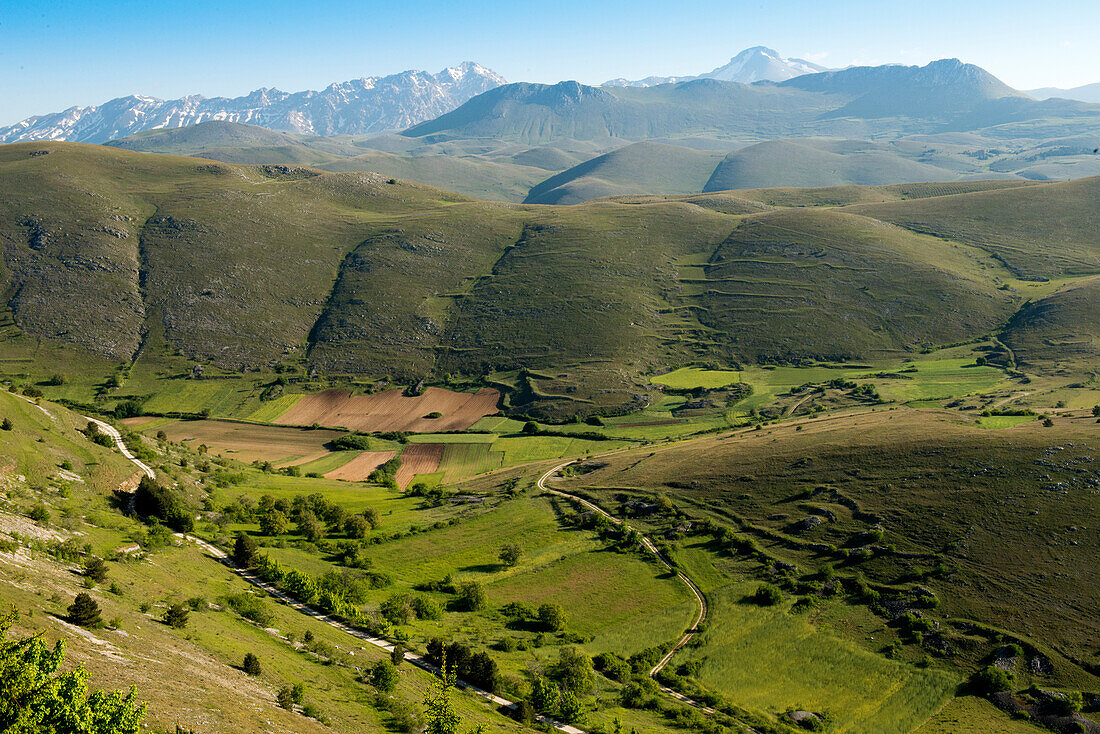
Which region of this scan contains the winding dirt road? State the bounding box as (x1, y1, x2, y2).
(537, 462, 716, 715)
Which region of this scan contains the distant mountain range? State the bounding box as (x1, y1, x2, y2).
(0, 63, 506, 144)
(603, 46, 828, 87)
(1026, 82, 1100, 104)
(406, 59, 1099, 144)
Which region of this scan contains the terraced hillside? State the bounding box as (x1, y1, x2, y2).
(1, 142, 1098, 416)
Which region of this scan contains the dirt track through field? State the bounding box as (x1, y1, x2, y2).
(273, 387, 499, 432)
(393, 443, 444, 488)
(322, 450, 397, 481)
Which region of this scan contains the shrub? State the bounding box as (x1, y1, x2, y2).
(457, 581, 486, 611)
(344, 515, 371, 539)
(242, 653, 262, 676)
(134, 476, 193, 532)
(28, 504, 50, 524)
(538, 602, 567, 631)
(1, 418, 13, 431)
(753, 583, 784, 606)
(224, 593, 274, 626)
(971, 665, 1014, 694)
(498, 543, 522, 567)
(370, 660, 399, 692)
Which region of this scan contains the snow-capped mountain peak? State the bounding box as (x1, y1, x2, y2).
(602, 46, 830, 88)
(0, 64, 507, 144)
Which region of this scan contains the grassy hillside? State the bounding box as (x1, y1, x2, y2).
(848, 176, 1100, 279)
(1002, 276, 1100, 369)
(524, 142, 724, 204)
(548, 408, 1100, 725)
(703, 139, 970, 191)
(2, 142, 1097, 417)
(319, 149, 549, 201)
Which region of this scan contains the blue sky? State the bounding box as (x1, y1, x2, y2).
(1, 0, 1096, 124)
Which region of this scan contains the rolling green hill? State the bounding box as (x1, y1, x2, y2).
(524, 142, 725, 204)
(703, 139, 974, 191)
(1002, 276, 1100, 369)
(1, 142, 1097, 416)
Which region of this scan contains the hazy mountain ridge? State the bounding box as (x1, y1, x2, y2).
(0, 63, 506, 144)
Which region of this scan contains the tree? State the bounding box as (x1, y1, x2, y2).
(84, 557, 109, 584)
(558, 689, 583, 723)
(530, 676, 558, 715)
(370, 659, 399, 693)
(1, 417, 12, 431)
(522, 421, 539, 435)
(242, 653, 262, 676)
(423, 657, 461, 734)
(380, 593, 414, 625)
(498, 543, 522, 567)
(538, 603, 567, 632)
(362, 507, 381, 529)
(259, 509, 289, 536)
(391, 642, 405, 666)
(551, 647, 595, 694)
(133, 476, 193, 532)
(1092, 404, 1100, 417)
(457, 581, 486, 611)
(296, 510, 324, 542)
(68, 593, 101, 628)
(290, 683, 305, 704)
(276, 686, 295, 710)
(163, 603, 189, 629)
(232, 532, 258, 567)
(343, 515, 371, 539)
(0, 608, 146, 733)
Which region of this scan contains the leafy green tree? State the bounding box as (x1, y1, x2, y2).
(370, 659, 399, 693)
(232, 532, 258, 567)
(530, 676, 558, 715)
(380, 593, 414, 625)
(259, 509, 289, 536)
(1, 417, 12, 431)
(522, 421, 539, 435)
(290, 683, 305, 704)
(163, 603, 189, 629)
(498, 543, 522, 567)
(423, 658, 461, 734)
(551, 647, 595, 694)
(558, 689, 583, 723)
(68, 593, 101, 628)
(242, 652, 261, 676)
(1092, 404, 1100, 417)
(391, 642, 405, 666)
(0, 609, 146, 733)
(538, 603, 567, 632)
(296, 510, 324, 542)
(457, 581, 486, 611)
(344, 515, 371, 539)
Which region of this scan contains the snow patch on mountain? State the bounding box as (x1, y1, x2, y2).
(603, 46, 829, 88)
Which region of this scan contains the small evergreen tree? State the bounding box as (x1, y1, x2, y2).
(391, 642, 405, 665)
(1, 417, 12, 431)
(84, 557, 109, 584)
(68, 593, 101, 628)
(242, 652, 262, 676)
(277, 686, 295, 710)
(164, 603, 189, 629)
(232, 532, 258, 567)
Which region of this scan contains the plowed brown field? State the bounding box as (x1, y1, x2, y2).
(273, 387, 499, 432)
(128, 419, 344, 467)
(393, 443, 444, 488)
(322, 451, 398, 481)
